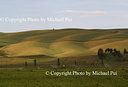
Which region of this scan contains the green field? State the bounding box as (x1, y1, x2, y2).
(0, 68, 128, 87)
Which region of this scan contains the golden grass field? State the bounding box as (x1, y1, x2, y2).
(0, 29, 128, 66)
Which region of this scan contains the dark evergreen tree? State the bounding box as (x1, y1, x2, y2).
(98, 48, 104, 57)
(105, 48, 110, 53)
(116, 51, 122, 57)
(114, 48, 117, 53)
(110, 48, 113, 53)
(98, 48, 104, 65)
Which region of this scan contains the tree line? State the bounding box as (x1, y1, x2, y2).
(98, 48, 128, 65)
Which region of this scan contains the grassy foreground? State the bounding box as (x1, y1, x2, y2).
(0, 68, 128, 87)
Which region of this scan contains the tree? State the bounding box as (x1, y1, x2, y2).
(114, 48, 117, 53)
(98, 48, 104, 57)
(98, 48, 104, 65)
(57, 58, 60, 66)
(105, 48, 110, 53)
(110, 48, 113, 53)
(116, 51, 122, 57)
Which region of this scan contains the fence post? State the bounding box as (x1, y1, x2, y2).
(34, 59, 37, 67)
(25, 61, 28, 67)
(57, 58, 60, 66)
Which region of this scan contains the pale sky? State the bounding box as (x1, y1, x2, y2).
(0, 0, 128, 32)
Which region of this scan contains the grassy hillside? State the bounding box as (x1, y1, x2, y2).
(0, 28, 128, 58)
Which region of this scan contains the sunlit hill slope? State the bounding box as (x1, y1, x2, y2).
(0, 28, 128, 58)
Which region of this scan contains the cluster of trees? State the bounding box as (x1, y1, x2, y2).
(98, 48, 128, 65)
(98, 48, 124, 57)
(105, 48, 122, 57)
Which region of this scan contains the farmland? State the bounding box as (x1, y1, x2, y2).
(0, 29, 128, 87)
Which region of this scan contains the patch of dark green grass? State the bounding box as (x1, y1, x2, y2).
(0, 68, 127, 87)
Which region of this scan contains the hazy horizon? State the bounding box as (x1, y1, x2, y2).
(0, 0, 128, 32)
(1, 27, 128, 33)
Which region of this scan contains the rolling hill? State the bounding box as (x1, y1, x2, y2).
(0, 28, 128, 58)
